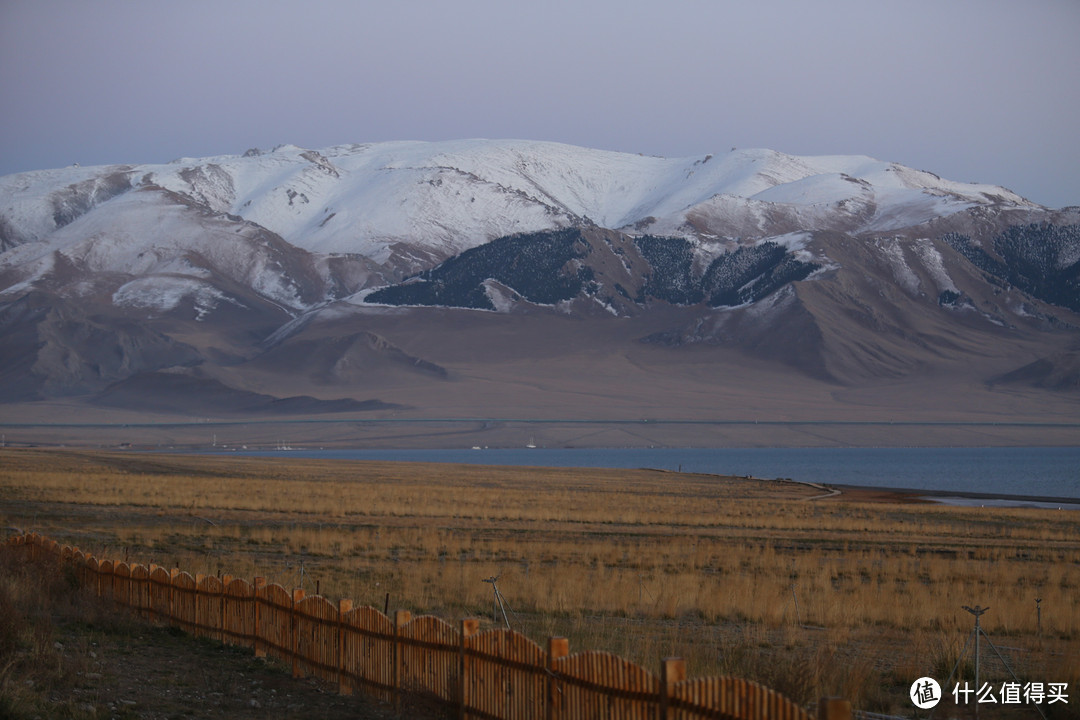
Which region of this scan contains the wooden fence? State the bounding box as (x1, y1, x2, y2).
(9, 532, 850, 720)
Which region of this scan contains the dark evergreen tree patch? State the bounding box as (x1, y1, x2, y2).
(365, 228, 589, 309)
(993, 223, 1080, 312)
(942, 233, 1008, 276)
(938, 290, 962, 306)
(367, 229, 822, 311)
(702, 242, 818, 306)
(736, 253, 820, 305)
(633, 236, 703, 304)
(944, 224, 1080, 312)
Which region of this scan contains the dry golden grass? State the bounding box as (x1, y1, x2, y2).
(2, 448, 1078, 716)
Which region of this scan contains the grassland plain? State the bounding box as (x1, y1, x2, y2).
(1, 448, 1078, 717)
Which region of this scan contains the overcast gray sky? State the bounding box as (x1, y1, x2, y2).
(2, 0, 1077, 207)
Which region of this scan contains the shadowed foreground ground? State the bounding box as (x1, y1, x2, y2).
(0, 543, 419, 720)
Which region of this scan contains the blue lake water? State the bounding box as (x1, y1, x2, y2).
(220, 447, 1080, 500)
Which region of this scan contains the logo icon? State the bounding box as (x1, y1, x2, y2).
(911, 677, 942, 709)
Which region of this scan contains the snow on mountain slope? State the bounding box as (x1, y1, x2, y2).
(1, 140, 1040, 268)
(0, 185, 322, 312)
(0, 165, 138, 247)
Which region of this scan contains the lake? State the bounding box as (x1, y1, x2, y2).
(217, 446, 1080, 502)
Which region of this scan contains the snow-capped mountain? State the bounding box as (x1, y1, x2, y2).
(0, 139, 1042, 284)
(1, 139, 1077, 428)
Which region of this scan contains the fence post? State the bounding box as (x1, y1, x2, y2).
(195, 574, 204, 637)
(124, 564, 132, 609)
(547, 636, 569, 720)
(393, 610, 412, 714)
(660, 657, 686, 720)
(253, 577, 266, 658)
(147, 564, 159, 623)
(291, 588, 305, 678)
(818, 697, 852, 720)
(169, 568, 180, 625)
(220, 574, 232, 645)
(459, 618, 480, 720)
(338, 599, 353, 696)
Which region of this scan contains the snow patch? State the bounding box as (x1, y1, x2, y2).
(482, 279, 517, 313)
(751, 173, 869, 206)
(689, 236, 736, 274)
(738, 283, 797, 322)
(876, 238, 920, 295)
(767, 231, 816, 262)
(912, 239, 958, 294)
(591, 295, 622, 316)
(113, 276, 240, 319)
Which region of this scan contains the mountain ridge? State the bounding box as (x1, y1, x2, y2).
(1, 139, 1078, 446)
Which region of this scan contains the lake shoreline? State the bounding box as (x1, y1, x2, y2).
(826, 482, 1080, 509)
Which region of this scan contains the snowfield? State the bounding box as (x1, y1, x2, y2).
(1, 139, 1039, 263)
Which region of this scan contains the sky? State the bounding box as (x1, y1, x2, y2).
(1, 0, 1078, 208)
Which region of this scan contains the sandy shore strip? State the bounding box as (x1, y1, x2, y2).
(823, 483, 1080, 509)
